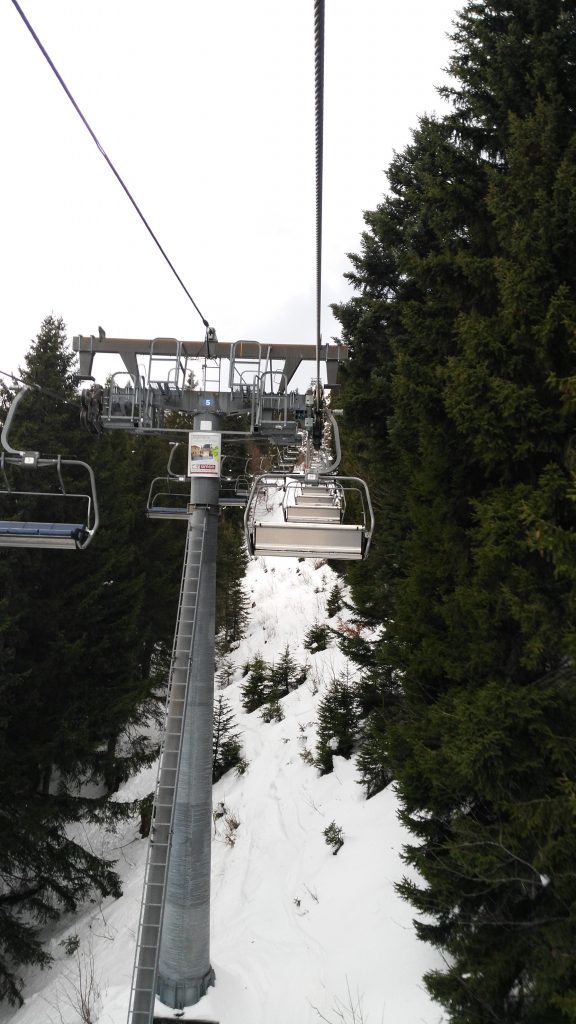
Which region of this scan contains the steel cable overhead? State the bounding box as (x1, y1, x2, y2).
(10, 0, 213, 333)
(0, 367, 74, 407)
(314, 0, 325, 409)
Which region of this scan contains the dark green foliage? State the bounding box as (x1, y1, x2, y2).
(355, 713, 393, 799)
(315, 679, 360, 775)
(0, 790, 123, 1005)
(353, 652, 402, 798)
(216, 511, 249, 649)
(0, 317, 181, 1004)
(333, 623, 374, 665)
(267, 645, 308, 699)
(323, 820, 344, 855)
(241, 647, 308, 719)
(212, 695, 243, 782)
(259, 699, 284, 724)
(138, 793, 154, 839)
(333, 3, 576, 1018)
(303, 621, 331, 653)
(326, 583, 344, 618)
(240, 654, 269, 713)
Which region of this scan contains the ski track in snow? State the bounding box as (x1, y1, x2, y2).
(0, 555, 446, 1024)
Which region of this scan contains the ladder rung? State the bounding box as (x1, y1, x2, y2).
(128, 522, 208, 1023)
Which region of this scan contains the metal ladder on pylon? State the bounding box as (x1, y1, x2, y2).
(127, 517, 207, 1024)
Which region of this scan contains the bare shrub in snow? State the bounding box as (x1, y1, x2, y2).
(45, 943, 102, 1024)
(311, 978, 369, 1023)
(223, 812, 241, 847)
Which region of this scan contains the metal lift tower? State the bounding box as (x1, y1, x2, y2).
(0, 333, 372, 1024)
(68, 335, 353, 1024)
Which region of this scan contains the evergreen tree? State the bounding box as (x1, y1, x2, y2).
(303, 621, 331, 653)
(266, 645, 307, 701)
(334, 3, 576, 1019)
(355, 713, 393, 799)
(215, 511, 249, 649)
(0, 318, 182, 1004)
(315, 679, 360, 776)
(212, 695, 243, 782)
(0, 318, 126, 1004)
(326, 583, 344, 618)
(240, 654, 269, 713)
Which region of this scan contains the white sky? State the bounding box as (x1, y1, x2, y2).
(0, 0, 461, 383)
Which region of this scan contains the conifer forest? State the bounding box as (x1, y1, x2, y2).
(3, 2, 576, 1023)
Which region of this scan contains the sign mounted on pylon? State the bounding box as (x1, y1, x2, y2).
(187, 432, 221, 477)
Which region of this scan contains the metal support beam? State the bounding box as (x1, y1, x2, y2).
(72, 335, 347, 386)
(155, 503, 218, 1009)
(156, 414, 220, 1011)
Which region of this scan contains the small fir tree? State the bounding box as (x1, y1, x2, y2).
(267, 645, 307, 698)
(355, 713, 393, 798)
(260, 699, 284, 724)
(323, 820, 344, 855)
(315, 679, 360, 775)
(212, 695, 243, 783)
(240, 654, 269, 713)
(303, 622, 331, 653)
(326, 583, 344, 618)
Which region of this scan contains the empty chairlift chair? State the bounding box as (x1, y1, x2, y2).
(0, 452, 99, 550)
(218, 456, 251, 508)
(146, 443, 197, 519)
(284, 479, 343, 525)
(244, 473, 374, 561)
(0, 386, 99, 550)
(146, 475, 190, 520)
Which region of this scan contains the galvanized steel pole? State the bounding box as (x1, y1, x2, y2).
(156, 415, 220, 1010)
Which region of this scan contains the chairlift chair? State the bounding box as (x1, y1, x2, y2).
(146, 476, 190, 520)
(0, 453, 99, 550)
(0, 387, 99, 550)
(244, 473, 374, 561)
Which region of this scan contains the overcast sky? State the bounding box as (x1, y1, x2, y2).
(0, 0, 461, 384)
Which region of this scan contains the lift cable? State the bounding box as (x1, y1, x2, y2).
(10, 0, 213, 333)
(314, 0, 325, 411)
(0, 367, 75, 407)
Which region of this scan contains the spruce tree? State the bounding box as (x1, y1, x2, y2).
(212, 695, 243, 782)
(0, 318, 182, 1004)
(215, 511, 249, 649)
(334, 2, 576, 1019)
(240, 654, 269, 713)
(355, 713, 392, 799)
(0, 318, 125, 1004)
(264, 645, 307, 713)
(315, 679, 360, 775)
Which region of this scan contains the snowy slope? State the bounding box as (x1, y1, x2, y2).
(1, 556, 445, 1024)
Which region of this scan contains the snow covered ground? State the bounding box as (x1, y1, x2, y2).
(1, 553, 445, 1024)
